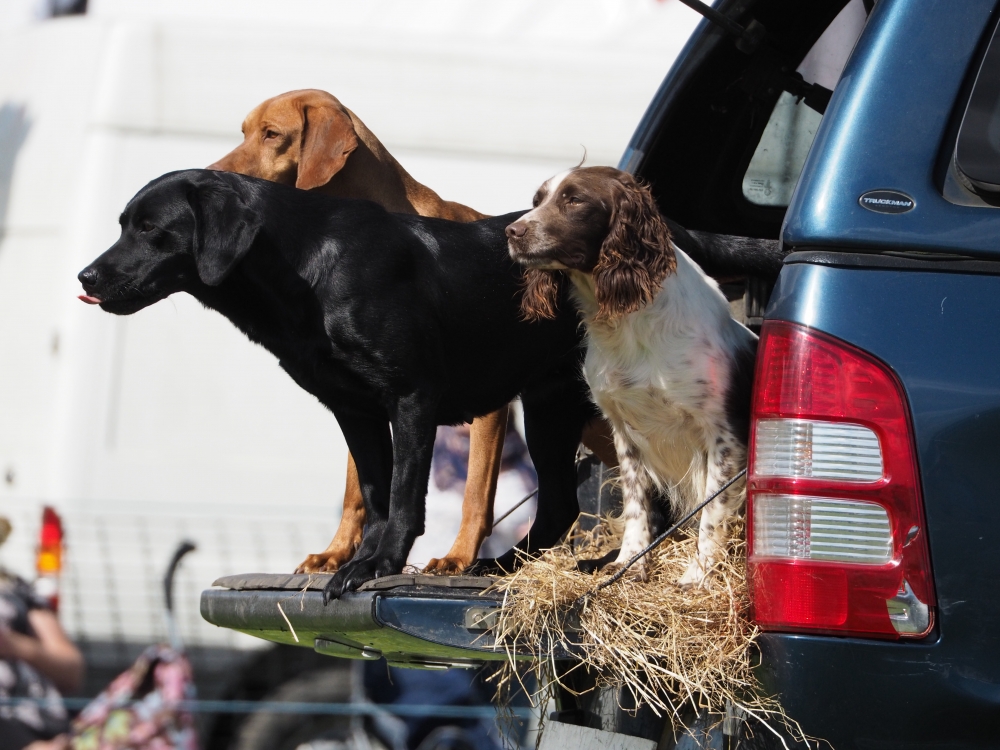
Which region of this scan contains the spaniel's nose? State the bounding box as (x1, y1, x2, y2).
(78, 266, 100, 289)
(506, 222, 527, 239)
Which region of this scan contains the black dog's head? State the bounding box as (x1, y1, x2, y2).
(78, 170, 263, 315)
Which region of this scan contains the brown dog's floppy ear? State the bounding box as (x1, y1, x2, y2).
(520, 268, 564, 322)
(296, 104, 359, 190)
(593, 175, 675, 320)
(190, 175, 263, 286)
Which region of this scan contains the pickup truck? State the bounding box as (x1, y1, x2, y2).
(202, 1, 1000, 747)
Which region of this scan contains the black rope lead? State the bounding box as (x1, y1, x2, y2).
(491, 488, 538, 530)
(576, 467, 748, 606)
(674, 0, 766, 54)
(489, 453, 590, 531)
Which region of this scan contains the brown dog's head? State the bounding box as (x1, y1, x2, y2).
(506, 166, 675, 322)
(208, 89, 359, 190)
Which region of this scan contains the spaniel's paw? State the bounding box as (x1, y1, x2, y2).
(676, 557, 710, 590)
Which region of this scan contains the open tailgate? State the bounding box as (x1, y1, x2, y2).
(200, 572, 538, 669)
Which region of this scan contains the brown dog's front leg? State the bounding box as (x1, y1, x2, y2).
(295, 453, 367, 573)
(424, 407, 508, 574)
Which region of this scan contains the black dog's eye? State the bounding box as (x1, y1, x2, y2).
(139, 221, 155, 233)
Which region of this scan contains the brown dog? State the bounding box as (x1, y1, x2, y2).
(210, 89, 618, 574)
(210, 89, 502, 574)
(209, 89, 483, 222)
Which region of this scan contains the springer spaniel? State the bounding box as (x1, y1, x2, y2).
(506, 166, 757, 586)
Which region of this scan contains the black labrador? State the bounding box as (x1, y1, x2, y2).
(77, 169, 595, 600)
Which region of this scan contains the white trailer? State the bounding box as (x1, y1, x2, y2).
(0, 1, 697, 744)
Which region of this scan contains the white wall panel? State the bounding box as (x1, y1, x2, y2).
(0, 0, 700, 644)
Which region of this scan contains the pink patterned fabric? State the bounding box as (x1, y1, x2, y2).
(71, 645, 198, 750)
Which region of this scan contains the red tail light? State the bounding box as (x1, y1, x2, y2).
(35, 506, 64, 612)
(747, 321, 935, 639)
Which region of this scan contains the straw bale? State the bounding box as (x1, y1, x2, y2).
(487, 515, 809, 747)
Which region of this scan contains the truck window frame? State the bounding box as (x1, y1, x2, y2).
(630, 0, 858, 240)
(951, 12, 1000, 203)
(741, 0, 866, 209)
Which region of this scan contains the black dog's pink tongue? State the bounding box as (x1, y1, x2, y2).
(78, 295, 102, 305)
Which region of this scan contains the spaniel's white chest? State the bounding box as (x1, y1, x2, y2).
(587, 361, 698, 430)
(583, 329, 721, 421)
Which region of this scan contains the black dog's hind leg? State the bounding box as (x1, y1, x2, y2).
(323, 411, 393, 602)
(475, 377, 591, 574)
(326, 393, 438, 597)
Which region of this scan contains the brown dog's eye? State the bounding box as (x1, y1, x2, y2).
(532, 194, 541, 208)
(264, 130, 280, 141)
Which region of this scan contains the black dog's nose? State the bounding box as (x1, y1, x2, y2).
(506, 222, 527, 239)
(78, 267, 100, 288)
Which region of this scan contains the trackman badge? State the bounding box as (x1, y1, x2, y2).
(859, 190, 916, 214)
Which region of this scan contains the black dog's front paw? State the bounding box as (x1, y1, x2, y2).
(576, 548, 621, 574)
(322, 556, 402, 604)
(466, 558, 504, 577)
(467, 548, 522, 577)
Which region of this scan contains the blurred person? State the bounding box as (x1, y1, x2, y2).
(0, 516, 83, 750)
(364, 662, 504, 750)
(390, 421, 532, 750)
(407, 414, 537, 568)
(431, 412, 536, 497)
(0, 0, 84, 32)
(45, 0, 86, 16)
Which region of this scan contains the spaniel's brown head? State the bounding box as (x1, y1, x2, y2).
(506, 166, 675, 322)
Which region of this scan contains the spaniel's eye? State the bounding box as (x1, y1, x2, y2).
(532, 194, 541, 208)
(566, 195, 582, 205)
(140, 221, 155, 233)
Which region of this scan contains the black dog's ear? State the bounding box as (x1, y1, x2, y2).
(189, 176, 262, 286)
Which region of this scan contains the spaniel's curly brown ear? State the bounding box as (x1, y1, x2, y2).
(593, 176, 675, 320)
(520, 268, 563, 321)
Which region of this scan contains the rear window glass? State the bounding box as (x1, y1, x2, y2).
(742, 93, 823, 206)
(742, 0, 867, 207)
(956, 22, 1000, 192)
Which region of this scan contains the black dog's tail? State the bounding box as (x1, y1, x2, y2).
(666, 220, 787, 283)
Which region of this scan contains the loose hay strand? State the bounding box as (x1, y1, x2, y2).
(488, 516, 811, 747)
